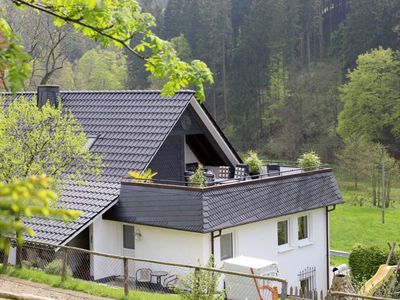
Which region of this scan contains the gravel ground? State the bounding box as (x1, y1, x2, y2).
(0, 275, 113, 300)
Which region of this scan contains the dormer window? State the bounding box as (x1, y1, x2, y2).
(85, 134, 98, 150)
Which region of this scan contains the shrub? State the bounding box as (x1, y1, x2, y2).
(189, 166, 207, 187)
(44, 259, 72, 277)
(21, 260, 32, 269)
(349, 244, 399, 285)
(297, 151, 321, 171)
(128, 168, 158, 183)
(244, 150, 262, 173)
(174, 256, 224, 300)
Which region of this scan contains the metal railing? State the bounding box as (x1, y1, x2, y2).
(128, 166, 330, 188)
(4, 240, 288, 299)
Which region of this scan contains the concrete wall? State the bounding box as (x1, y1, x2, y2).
(213, 208, 328, 292)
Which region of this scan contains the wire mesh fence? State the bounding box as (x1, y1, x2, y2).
(4, 240, 288, 300)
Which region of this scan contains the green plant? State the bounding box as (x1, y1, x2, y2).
(244, 151, 263, 173)
(21, 260, 32, 269)
(189, 166, 207, 187)
(348, 244, 399, 285)
(128, 168, 158, 183)
(174, 256, 224, 300)
(44, 259, 73, 277)
(297, 151, 321, 171)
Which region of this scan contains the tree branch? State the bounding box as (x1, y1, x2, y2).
(11, 0, 149, 61)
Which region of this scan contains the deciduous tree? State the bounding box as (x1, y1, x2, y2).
(1, 0, 213, 102)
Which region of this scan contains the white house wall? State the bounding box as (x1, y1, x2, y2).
(92, 208, 328, 291)
(214, 208, 328, 292)
(90, 218, 123, 280)
(90, 218, 209, 280)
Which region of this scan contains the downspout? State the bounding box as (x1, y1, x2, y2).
(211, 230, 222, 256)
(326, 205, 336, 290)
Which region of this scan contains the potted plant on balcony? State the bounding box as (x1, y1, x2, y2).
(128, 168, 158, 183)
(244, 150, 263, 179)
(297, 151, 321, 171)
(189, 165, 207, 187)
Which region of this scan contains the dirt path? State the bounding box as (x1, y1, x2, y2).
(0, 275, 113, 300)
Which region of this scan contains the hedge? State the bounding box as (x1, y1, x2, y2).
(349, 244, 399, 284)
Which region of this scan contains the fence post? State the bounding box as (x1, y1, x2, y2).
(61, 248, 68, 281)
(123, 257, 129, 297)
(2, 240, 10, 271)
(281, 281, 288, 300)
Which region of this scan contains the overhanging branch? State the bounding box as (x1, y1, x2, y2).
(11, 0, 149, 61)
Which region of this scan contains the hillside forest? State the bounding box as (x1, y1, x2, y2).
(1, 0, 400, 207)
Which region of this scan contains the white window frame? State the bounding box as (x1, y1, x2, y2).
(298, 214, 313, 247)
(220, 231, 234, 261)
(277, 219, 292, 252)
(122, 224, 135, 250)
(298, 215, 309, 241)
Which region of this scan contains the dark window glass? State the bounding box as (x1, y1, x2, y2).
(277, 220, 288, 245)
(123, 225, 135, 250)
(298, 216, 308, 240)
(221, 233, 233, 260)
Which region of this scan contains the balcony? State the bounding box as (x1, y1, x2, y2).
(104, 163, 342, 233)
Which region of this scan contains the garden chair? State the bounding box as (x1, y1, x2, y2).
(234, 164, 248, 181)
(218, 166, 230, 179)
(135, 268, 152, 288)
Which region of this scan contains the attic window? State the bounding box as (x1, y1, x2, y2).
(85, 134, 98, 150)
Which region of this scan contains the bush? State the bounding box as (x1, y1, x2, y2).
(44, 259, 72, 277)
(174, 256, 224, 300)
(189, 166, 207, 187)
(349, 244, 399, 285)
(244, 150, 262, 173)
(297, 151, 321, 171)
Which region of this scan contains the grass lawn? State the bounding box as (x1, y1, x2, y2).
(330, 205, 400, 252)
(329, 165, 400, 265)
(0, 266, 177, 300)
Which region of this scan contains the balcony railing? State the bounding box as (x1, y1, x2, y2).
(129, 163, 330, 188)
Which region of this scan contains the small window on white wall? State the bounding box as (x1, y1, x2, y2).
(277, 220, 289, 246)
(123, 225, 135, 250)
(298, 216, 308, 240)
(220, 233, 233, 260)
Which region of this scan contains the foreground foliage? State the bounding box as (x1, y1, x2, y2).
(0, 96, 103, 184)
(175, 256, 224, 300)
(0, 176, 79, 252)
(0, 0, 213, 101)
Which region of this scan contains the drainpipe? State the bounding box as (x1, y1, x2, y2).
(210, 230, 222, 256)
(326, 205, 336, 290)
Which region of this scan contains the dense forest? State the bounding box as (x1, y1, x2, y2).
(1, 0, 400, 165)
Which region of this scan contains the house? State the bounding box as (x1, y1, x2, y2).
(4, 86, 343, 293)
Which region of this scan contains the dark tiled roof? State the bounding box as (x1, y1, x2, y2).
(4, 90, 194, 244)
(105, 169, 343, 232)
(202, 170, 342, 231)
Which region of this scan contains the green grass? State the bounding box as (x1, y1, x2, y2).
(330, 205, 400, 252)
(329, 165, 400, 265)
(0, 266, 177, 300)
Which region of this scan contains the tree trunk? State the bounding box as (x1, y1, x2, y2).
(222, 35, 228, 123)
(306, 32, 311, 66)
(372, 172, 377, 207)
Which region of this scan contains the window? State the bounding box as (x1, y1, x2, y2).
(85, 134, 98, 150)
(220, 233, 233, 260)
(277, 220, 289, 246)
(298, 216, 308, 240)
(298, 267, 316, 294)
(123, 225, 135, 250)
